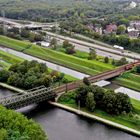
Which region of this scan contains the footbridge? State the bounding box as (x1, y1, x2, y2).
(0, 61, 140, 110)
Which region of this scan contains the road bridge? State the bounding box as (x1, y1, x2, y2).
(0, 61, 140, 110)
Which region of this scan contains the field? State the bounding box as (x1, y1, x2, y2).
(58, 91, 140, 132)
(114, 73, 140, 92)
(0, 36, 115, 75)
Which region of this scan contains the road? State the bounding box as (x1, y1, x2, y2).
(57, 39, 133, 61)
(45, 31, 140, 62)
(0, 47, 89, 79)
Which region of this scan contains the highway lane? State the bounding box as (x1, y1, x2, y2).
(0, 47, 89, 79)
(55, 37, 134, 62)
(45, 31, 138, 62)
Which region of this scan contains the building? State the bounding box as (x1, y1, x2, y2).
(129, 1, 137, 8)
(104, 24, 117, 34)
(34, 41, 50, 48)
(128, 30, 139, 38)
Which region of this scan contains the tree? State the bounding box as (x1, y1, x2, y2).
(34, 33, 44, 41)
(83, 77, 91, 86)
(7, 73, 22, 87)
(50, 38, 57, 49)
(65, 46, 75, 54)
(0, 70, 10, 82)
(115, 57, 128, 66)
(29, 32, 35, 42)
(136, 65, 140, 73)
(63, 40, 70, 48)
(0, 106, 47, 140)
(0, 129, 7, 140)
(88, 49, 97, 60)
(41, 75, 52, 87)
(20, 29, 30, 38)
(104, 57, 109, 63)
(117, 25, 126, 35)
(76, 85, 89, 107)
(112, 59, 115, 65)
(24, 75, 38, 89)
(118, 18, 129, 26)
(86, 92, 96, 112)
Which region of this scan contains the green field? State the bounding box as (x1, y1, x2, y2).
(0, 36, 115, 75)
(58, 91, 140, 132)
(114, 73, 140, 92)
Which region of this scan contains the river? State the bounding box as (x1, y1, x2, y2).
(0, 87, 139, 140)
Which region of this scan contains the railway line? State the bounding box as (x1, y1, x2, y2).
(55, 61, 140, 94)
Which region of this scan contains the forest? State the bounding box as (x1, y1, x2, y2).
(0, 0, 136, 22)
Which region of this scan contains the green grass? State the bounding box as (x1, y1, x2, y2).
(114, 73, 140, 92)
(58, 91, 140, 131)
(0, 61, 11, 70)
(0, 36, 115, 75)
(0, 50, 24, 64)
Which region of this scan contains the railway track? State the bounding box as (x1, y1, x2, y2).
(55, 61, 140, 95)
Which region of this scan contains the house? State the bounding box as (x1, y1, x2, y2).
(104, 24, 117, 34)
(94, 27, 102, 35)
(129, 1, 137, 8)
(130, 20, 140, 30)
(128, 30, 139, 38)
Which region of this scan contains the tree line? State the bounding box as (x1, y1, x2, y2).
(0, 60, 66, 89)
(75, 78, 132, 115)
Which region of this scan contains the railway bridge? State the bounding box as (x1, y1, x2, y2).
(0, 61, 140, 110)
(0, 86, 56, 110)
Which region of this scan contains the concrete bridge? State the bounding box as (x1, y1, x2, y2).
(0, 61, 140, 110)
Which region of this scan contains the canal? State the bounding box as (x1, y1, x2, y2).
(0, 87, 139, 140)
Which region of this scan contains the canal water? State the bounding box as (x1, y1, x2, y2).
(0, 87, 139, 140)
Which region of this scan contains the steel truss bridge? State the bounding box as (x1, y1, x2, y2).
(0, 86, 56, 110)
(0, 61, 140, 110)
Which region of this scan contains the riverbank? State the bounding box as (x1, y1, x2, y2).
(1, 83, 140, 137)
(49, 101, 140, 137)
(0, 82, 25, 93)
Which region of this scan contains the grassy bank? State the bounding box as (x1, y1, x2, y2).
(0, 35, 115, 75)
(0, 50, 24, 69)
(114, 73, 140, 92)
(58, 91, 140, 132)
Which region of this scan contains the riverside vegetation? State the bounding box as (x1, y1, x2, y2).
(0, 60, 73, 90)
(58, 78, 140, 131)
(0, 105, 47, 140)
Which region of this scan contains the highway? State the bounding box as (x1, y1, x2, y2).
(45, 31, 140, 62)
(0, 47, 89, 79)
(57, 39, 133, 62)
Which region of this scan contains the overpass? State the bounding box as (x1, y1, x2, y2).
(0, 61, 140, 109)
